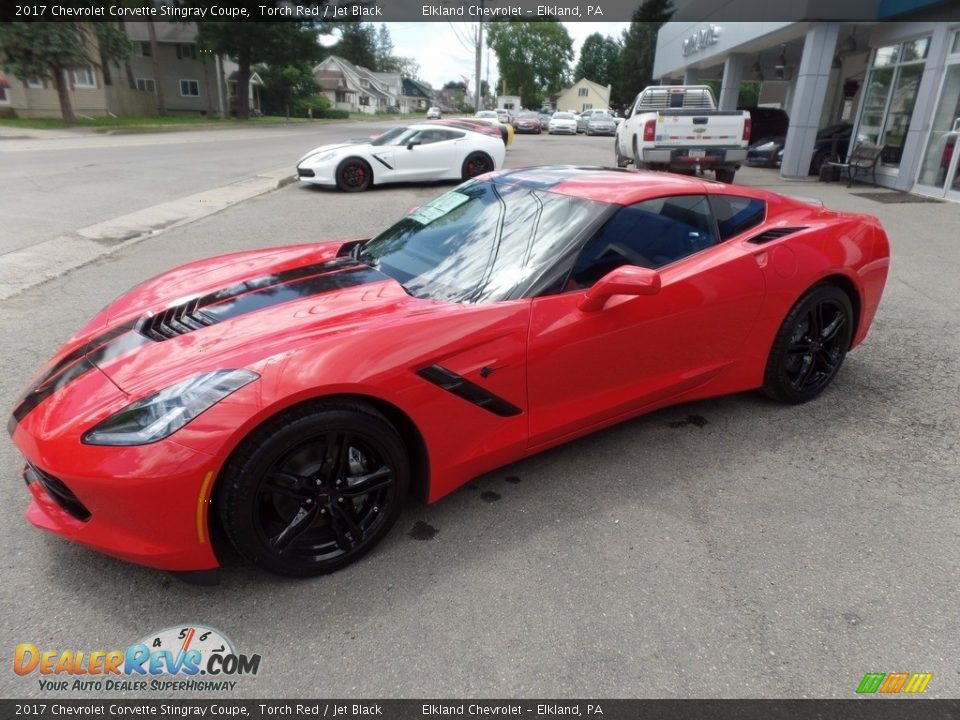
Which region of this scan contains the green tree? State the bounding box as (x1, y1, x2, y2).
(0, 22, 130, 123)
(198, 22, 321, 119)
(573, 33, 621, 88)
(374, 24, 393, 71)
(332, 23, 377, 70)
(487, 20, 573, 109)
(611, 0, 674, 109)
(256, 63, 319, 118)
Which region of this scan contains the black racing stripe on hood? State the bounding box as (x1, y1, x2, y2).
(201, 264, 387, 323)
(8, 260, 387, 431)
(8, 329, 149, 433)
(140, 259, 388, 339)
(8, 323, 139, 434)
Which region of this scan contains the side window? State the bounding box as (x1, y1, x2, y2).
(568, 195, 716, 289)
(710, 195, 766, 240)
(413, 129, 463, 145)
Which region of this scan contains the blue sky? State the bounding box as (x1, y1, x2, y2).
(319, 22, 631, 90)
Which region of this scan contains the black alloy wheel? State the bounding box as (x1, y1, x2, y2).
(763, 284, 854, 404)
(462, 152, 494, 180)
(336, 158, 372, 192)
(218, 401, 409, 576)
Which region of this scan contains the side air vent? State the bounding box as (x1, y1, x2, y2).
(748, 226, 808, 244)
(138, 297, 217, 341)
(417, 365, 522, 417)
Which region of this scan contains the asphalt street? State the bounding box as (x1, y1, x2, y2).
(0, 126, 958, 700)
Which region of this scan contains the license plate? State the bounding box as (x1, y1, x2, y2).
(689, 149, 706, 158)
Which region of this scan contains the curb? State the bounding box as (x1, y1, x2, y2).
(0, 168, 296, 302)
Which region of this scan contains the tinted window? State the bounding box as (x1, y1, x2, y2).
(568, 195, 716, 289)
(411, 128, 461, 144)
(709, 195, 766, 240)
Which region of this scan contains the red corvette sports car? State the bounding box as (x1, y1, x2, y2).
(9, 167, 890, 580)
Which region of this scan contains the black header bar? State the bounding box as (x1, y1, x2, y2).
(2, 699, 959, 720)
(3, 0, 959, 23)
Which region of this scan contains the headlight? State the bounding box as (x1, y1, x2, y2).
(757, 141, 779, 151)
(83, 369, 258, 446)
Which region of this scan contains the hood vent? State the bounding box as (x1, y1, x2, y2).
(748, 226, 808, 244)
(137, 298, 216, 341)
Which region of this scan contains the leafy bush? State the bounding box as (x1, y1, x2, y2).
(315, 108, 350, 119)
(291, 94, 332, 118)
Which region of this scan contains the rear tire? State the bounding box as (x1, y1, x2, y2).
(762, 284, 854, 404)
(462, 152, 494, 180)
(218, 401, 410, 577)
(714, 168, 736, 183)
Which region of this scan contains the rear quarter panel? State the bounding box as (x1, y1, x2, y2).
(734, 202, 890, 385)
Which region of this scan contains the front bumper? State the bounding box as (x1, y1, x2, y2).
(297, 164, 336, 186)
(587, 126, 616, 136)
(643, 147, 747, 166)
(549, 126, 577, 134)
(12, 422, 221, 572)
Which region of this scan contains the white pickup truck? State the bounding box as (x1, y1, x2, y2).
(615, 85, 751, 183)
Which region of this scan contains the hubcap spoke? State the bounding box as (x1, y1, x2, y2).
(821, 313, 846, 342)
(339, 466, 393, 498)
(327, 504, 356, 551)
(321, 432, 350, 484)
(794, 354, 816, 389)
(330, 502, 365, 547)
(270, 502, 319, 553)
(263, 471, 312, 501)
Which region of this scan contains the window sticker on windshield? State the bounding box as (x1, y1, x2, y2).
(409, 191, 470, 225)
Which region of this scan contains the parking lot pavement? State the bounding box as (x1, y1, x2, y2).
(1, 131, 958, 699)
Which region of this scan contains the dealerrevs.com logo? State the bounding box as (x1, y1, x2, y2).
(14, 625, 261, 693)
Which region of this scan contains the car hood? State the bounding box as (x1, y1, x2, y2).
(298, 142, 368, 165)
(27, 242, 423, 398)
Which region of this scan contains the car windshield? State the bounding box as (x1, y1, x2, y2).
(476, 111, 496, 118)
(358, 180, 610, 303)
(518, 112, 538, 118)
(370, 127, 411, 146)
(554, 113, 574, 120)
(590, 113, 612, 121)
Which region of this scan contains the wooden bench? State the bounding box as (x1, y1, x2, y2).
(827, 142, 885, 187)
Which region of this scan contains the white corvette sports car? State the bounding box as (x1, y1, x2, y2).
(296, 124, 506, 192)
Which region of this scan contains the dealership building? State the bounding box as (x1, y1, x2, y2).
(653, 0, 960, 201)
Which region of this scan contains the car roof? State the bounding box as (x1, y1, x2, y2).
(486, 166, 770, 206)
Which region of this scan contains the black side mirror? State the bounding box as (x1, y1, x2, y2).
(407, 140, 420, 150)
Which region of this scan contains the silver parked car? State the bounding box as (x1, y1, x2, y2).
(585, 112, 617, 137)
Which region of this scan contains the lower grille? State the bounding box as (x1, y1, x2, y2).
(24, 463, 91, 522)
(298, 167, 315, 177)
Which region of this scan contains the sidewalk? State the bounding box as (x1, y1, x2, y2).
(0, 167, 296, 301)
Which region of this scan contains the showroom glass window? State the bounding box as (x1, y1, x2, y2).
(856, 37, 930, 169)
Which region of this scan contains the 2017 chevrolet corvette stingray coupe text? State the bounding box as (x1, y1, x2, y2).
(8, 167, 890, 579)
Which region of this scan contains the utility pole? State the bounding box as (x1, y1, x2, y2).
(474, 8, 483, 111)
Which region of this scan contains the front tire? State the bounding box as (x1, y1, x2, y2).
(462, 152, 494, 180)
(714, 168, 736, 183)
(218, 401, 410, 577)
(336, 158, 372, 192)
(762, 284, 854, 404)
